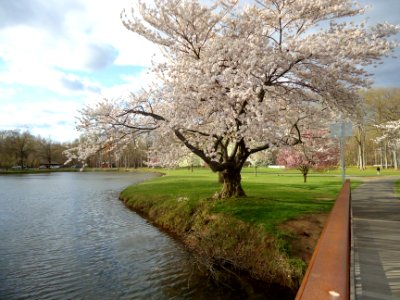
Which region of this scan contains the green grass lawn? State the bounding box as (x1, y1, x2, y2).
(217, 172, 343, 232)
(118, 166, 372, 288)
(121, 167, 360, 234)
(242, 165, 400, 177)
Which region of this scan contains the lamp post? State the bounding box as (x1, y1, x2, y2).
(330, 121, 353, 184)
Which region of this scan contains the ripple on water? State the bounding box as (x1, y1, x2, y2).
(0, 173, 201, 299)
(0, 172, 291, 299)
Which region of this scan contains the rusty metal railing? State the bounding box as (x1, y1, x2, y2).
(295, 179, 351, 300)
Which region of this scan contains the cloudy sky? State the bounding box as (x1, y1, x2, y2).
(0, 0, 399, 142)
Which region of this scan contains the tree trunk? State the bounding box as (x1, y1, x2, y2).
(356, 126, 365, 170)
(384, 142, 388, 169)
(218, 171, 224, 184)
(357, 142, 365, 170)
(218, 169, 246, 198)
(393, 150, 398, 170)
(299, 166, 309, 183)
(362, 142, 366, 168)
(303, 171, 308, 183)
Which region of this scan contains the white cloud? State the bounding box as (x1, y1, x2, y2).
(0, 0, 399, 142)
(0, 86, 16, 99)
(0, 0, 160, 98)
(77, 0, 161, 67)
(0, 0, 159, 80)
(0, 61, 102, 97)
(0, 99, 81, 142)
(60, 74, 102, 93)
(0, 0, 83, 33)
(106, 68, 155, 96)
(3, 1, 209, 142)
(82, 68, 155, 107)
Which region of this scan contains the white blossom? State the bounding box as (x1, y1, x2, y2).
(71, 0, 398, 196)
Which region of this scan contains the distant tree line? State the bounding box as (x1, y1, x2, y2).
(0, 130, 71, 169)
(1, 89, 398, 171)
(84, 140, 149, 169)
(0, 130, 149, 170)
(345, 88, 400, 169)
(248, 88, 400, 170)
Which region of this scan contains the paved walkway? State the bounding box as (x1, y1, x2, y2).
(352, 177, 400, 300)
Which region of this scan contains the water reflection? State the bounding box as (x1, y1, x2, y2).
(0, 172, 292, 299)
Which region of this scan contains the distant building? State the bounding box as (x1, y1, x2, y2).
(39, 162, 63, 169)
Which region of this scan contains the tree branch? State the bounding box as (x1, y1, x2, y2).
(120, 109, 167, 122)
(173, 129, 216, 169)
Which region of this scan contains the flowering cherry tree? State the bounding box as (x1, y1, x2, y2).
(276, 131, 339, 182)
(71, 0, 398, 198)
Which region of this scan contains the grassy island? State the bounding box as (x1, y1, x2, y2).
(119, 167, 359, 291)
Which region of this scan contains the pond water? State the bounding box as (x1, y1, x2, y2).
(0, 172, 292, 299)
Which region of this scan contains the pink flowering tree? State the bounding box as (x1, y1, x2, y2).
(277, 132, 339, 182)
(68, 0, 398, 198)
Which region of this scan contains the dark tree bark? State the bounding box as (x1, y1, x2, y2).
(303, 172, 308, 183)
(299, 165, 309, 183)
(218, 171, 224, 184)
(218, 168, 246, 198)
